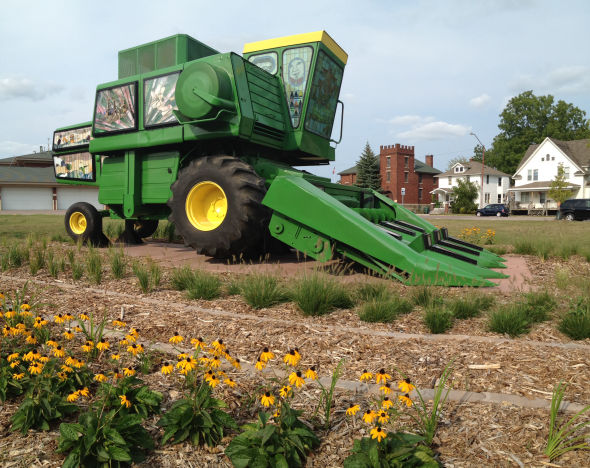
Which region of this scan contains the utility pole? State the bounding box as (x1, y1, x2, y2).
(470, 132, 486, 209)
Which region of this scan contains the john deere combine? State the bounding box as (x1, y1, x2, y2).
(52, 31, 507, 286)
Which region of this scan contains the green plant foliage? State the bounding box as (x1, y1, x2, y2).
(558, 298, 590, 340)
(358, 297, 413, 323)
(544, 381, 590, 461)
(47, 249, 60, 278)
(132, 262, 151, 294)
(225, 403, 319, 468)
(149, 262, 161, 288)
(86, 247, 102, 285)
(423, 307, 454, 334)
(186, 270, 222, 300)
(157, 383, 235, 447)
(98, 377, 162, 419)
(170, 265, 195, 291)
(355, 142, 381, 190)
(449, 293, 494, 320)
(8, 243, 27, 268)
(523, 290, 556, 323)
(29, 247, 45, 275)
(11, 391, 78, 434)
(488, 305, 530, 337)
(58, 409, 154, 468)
(109, 248, 127, 279)
(239, 274, 288, 309)
(355, 282, 389, 303)
(411, 285, 438, 308)
(290, 273, 353, 316)
(71, 260, 84, 281)
(343, 432, 440, 467)
(314, 358, 344, 430)
(451, 178, 478, 214)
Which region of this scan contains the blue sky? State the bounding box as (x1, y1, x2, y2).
(1, 0, 589, 179)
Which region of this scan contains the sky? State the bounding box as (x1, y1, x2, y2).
(1, 0, 589, 180)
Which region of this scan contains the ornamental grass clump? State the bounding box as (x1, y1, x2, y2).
(449, 292, 494, 320)
(186, 270, 222, 300)
(411, 284, 438, 308)
(290, 272, 353, 316)
(523, 290, 556, 323)
(109, 248, 126, 279)
(558, 298, 590, 340)
(355, 281, 390, 302)
(29, 247, 45, 276)
(239, 273, 288, 309)
(488, 304, 530, 337)
(423, 305, 454, 334)
(70, 260, 84, 281)
(358, 296, 413, 323)
(8, 243, 27, 268)
(47, 250, 60, 278)
(85, 247, 102, 285)
(132, 262, 151, 294)
(170, 265, 195, 291)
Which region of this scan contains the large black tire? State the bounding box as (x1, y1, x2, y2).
(167, 155, 269, 258)
(64, 202, 104, 245)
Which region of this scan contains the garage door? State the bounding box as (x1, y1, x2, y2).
(1, 187, 52, 210)
(57, 187, 101, 210)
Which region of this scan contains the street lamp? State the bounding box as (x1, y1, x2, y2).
(469, 132, 486, 209)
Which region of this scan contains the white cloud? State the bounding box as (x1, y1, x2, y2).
(385, 115, 434, 126)
(469, 93, 491, 108)
(397, 121, 471, 140)
(509, 66, 590, 95)
(0, 140, 40, 158)
(0, 77, 63, 101)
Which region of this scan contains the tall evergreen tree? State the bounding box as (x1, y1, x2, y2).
(355, 142, 381, 190)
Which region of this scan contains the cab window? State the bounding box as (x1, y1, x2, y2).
(248, 52, 278, 75)
(282, 47, 313, 128)
(94, 83, 137, 134)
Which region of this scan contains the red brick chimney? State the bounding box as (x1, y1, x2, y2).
(425, 155, 433, 167)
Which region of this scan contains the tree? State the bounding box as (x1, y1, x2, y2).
(451, 178, 479, 214)
(485, 91, 590, 175)
(355, 142, 381, 190)
(548, 163, 574, 205)
(446, 156, 468, 171)
(471, 144, 485, 163)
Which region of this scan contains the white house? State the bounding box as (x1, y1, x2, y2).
(509, 137, 590, 209)
(432, 159, 511, 208)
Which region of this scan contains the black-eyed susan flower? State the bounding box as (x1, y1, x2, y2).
(63, 313, 74, 321)
(360, 370, 373, 382)
(255, 359, 266, 371)
(73, 326, 83, 333)
(279, 385, 292, 398)
(191, 337, 206, 349)
(212, 338, 225, 353)
(112, 369, 123, 380)
(377, 411, 389, 424)
(260, 347, 274, 363)
(169, 332, 183, 344)
(177, 352, 189, 360)
(38, 355, 50, 364)
(346, 404, 361, 416)
(96, 339, 109, 352)
(82, 341, 94, 353)
(398, 379, 416, 394)
(370, 426, 387, 443)
(283, 349, 300, 367)
(63, 329, 75, 340)
(232, 358, 241, 370)
(46, 340, 58, 348)
(123, 367, 136, 377)
(112, 319, 126, 328)
(7, 352, 19, 362)
(79, 387, 90, 398)
(23, 349, 40, 362)
(305, 366, 318, 380)
(382, 397, 394, 409)
(61, 364, 74, 373)
(67, 391, 80, 402)
(183, 357, 196, 372)
(204, 369, 215, 382)
(260, 392, 275, 407)
(217, 370, 226, 378)
(20, 302, 30, 311)
(29, 362, 43, 375)
(79, 313, 90, 321)
(161, 362, 173, 375)
(110, 353, 121, 361)
(127, 344, 141, 356)
(33, 317, 47, 329)
(9, 360, 20, 369)
(72, 358, 85, 369)
(94, 373, 108, 383)
(57, 372, 68, 381)
(362, 410, 377, 424)
(208, 375, 220, 388)
(209, 357, 221, 369)
(129, 328, 140, 338)
(224, 378, 237, 388)
(398, 394, 413, 407)
(65, 356, 76, 366)
(288, 371, 305, 388)
(25, 335, 37, 345)
(12, 373, 25, 380)
(2, 326, 10, 337)
(52, 345, 65, 358)
(375, 369, 391, 385)
(120, 395, 132, 408)
(379, 383, 392, 395)
(54, 314, 65, 324)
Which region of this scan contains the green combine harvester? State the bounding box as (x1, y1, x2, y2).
(52, 31, 507, 286)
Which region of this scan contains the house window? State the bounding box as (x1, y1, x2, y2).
(563, 167, 570, 179)
(404, 156, 409, 168)
(527, 170, 532, 181)
(466, 176, 470, 183)
(386, 171, 390, 183)
(386, 156, 390, 168)
(521, 192, 530, 203)
(498, 194, 502, 203)
(534, 169, 538, 181)
(486, 175, 489, 184)
(540, 192, 546, 204)
(484, 193, 490, 203)
(418, 188, 423, 200)
(529, 169, 538, 181)
(498, 177, 502, 186)
(448, 176, 452, 185)
(404, 172, 409, 183)
(418, 173, 423, 184)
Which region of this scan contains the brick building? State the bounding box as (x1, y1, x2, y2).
(338, 143, 441, 205)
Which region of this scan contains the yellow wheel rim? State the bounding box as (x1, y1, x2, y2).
(185, 181, 227, 231)
(69, 211, 87, 235)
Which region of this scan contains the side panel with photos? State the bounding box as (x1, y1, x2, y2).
(53, 126, 91, 151)
(94, 83, 137, 134)
(144, 72, 180, 127)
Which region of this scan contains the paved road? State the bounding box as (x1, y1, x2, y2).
(418, 214, 558, 221)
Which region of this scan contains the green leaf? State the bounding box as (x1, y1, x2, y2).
(60, 423, 82, 441)
(105, 428, 127, 445)
(343, 453, 371, 468)
(61, 451, 80, 468)
(274, 453, 289, 468)
(260, 424, 276, 445)
(368, 443, 379, 467)
(107, 445, 132, 462)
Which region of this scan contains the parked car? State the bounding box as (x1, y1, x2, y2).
(558, 198, 590, 221)
(476, 204, 509, 217)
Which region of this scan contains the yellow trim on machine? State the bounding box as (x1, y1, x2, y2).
(243, 31, 348, 65)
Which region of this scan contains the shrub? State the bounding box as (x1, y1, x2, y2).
(186, 271, 221, 300)
(240, 274, 287, 309)
(423, 306, 454, 334)
(488, 304, 530, 337)
(170, 266, 195, 291)
(558, 298, 590, 340)
(290, 273, 353, 316)
(86, 247, 102, 285)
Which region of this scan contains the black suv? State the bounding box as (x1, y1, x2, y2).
(559, 198, 590, 221)
(476, 204, 509, 217)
